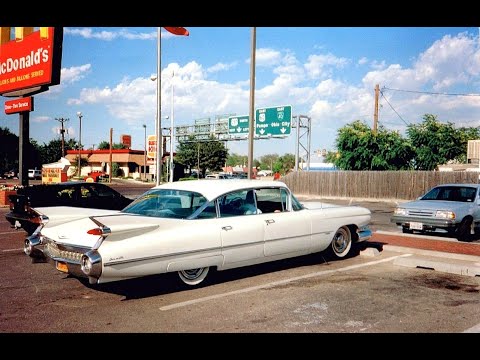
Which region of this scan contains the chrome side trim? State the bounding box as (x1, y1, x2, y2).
(104, 245, 224, 266)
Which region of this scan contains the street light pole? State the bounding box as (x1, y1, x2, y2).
(143, 124, 147, 181)
(169, 71, 174, 183)
(77, 111, 83, 177)
(247, 27, 256, 179)
(156, 27, 162, 186)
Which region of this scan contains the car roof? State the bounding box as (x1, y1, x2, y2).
(151, 179, 288, 201)
(434, 184, 480, 188)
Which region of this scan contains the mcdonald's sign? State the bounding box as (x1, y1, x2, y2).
(0, 27, 63, 96)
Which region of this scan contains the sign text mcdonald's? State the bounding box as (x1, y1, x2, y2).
(0, 27, 63, 96)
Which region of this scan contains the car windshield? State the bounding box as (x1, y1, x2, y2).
(420, 186, 477, 202)
(121, 189, 207, 219)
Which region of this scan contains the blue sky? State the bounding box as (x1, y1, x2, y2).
(2, 27, 480, 161)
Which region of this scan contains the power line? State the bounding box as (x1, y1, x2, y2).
(383, 86, 480, 97)
(379, 90, 409, 127)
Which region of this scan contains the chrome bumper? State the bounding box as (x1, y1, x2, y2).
(357, 226, 372, 242)
(24, 234, 89, 278)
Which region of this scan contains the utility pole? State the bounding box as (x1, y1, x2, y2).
(373, 84, 379, 134)
(109, 128, 113, 183)
(55, 117, 69, 157)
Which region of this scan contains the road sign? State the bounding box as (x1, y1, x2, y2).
(228, 115, 250, 137)
(255, 105, 292, 137)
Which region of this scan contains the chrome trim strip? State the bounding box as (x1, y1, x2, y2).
(104, 244, 227, 266)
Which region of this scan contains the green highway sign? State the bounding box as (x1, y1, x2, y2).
(255, 105, 292, 137)
(228, 115, 250, 137)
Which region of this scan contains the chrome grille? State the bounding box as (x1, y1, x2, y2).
(407, 210, 435, 217)
(43, 238, 89, 264)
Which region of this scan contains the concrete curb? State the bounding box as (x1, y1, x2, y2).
(384, 244, 480, 277)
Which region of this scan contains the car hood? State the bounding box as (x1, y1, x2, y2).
(399, 200, 471, 211)
(40, 212, 180, 249)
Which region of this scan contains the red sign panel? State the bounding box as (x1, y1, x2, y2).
(121, 134, 131, 148)
(0, 27, 63, 96)
(5, 96, 33, 114)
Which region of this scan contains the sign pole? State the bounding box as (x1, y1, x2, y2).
(18, 100, 30, 186)
(247, 27, 256, 179)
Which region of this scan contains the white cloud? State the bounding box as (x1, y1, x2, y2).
(254, 48, 282, 67)
(61, 64, 92, 84)
(207, 62, 238, 73)
(370, 60, 386, 70)
(358, 57, 368, 65)
(414, 32, 480, 90)
(65, 28, 157, 41)
(304, 53, 349, 79)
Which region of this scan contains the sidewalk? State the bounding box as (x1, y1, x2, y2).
(367, 231, 480, 277)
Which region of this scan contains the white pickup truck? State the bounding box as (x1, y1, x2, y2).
(391, 183, 480, 241)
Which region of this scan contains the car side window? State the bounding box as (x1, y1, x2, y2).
(195, 201, 217, 219)
(91, 184, 116, 198)
(218, 189, 261, 217)
(256, 188, 285, 213)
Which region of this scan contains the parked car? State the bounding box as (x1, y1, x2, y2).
(3, 169, 17, 179)
(205, 173, 228, 179)
(24, 179, 372, 287)
(28, 169, 42, 179)
(84, 171, 109, 182)
(5, 181, 133, 235)
(257, 170, 273, 177)
(390, 183, 480, 241)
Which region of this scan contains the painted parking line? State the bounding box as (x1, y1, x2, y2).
(159, 254, 412, 311)
(463, 323, 480, 333)
(2, 248, 23, 252)
(0, 231, 21, 235)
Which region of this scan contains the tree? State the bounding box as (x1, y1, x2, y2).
(97, 141, 127, 150)
(0, 127, 19, 173)
(332, 120, 413, 170)
(259, 154, 279, 171)
(175, 136, 228, 176)
(407, 114, 466, 170)
(226, 153, 247, 167)
(274, 153, 295, 174)
(452, 126, 480, 164)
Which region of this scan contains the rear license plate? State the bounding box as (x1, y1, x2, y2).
(56, 261, 68, 273)
(409, 222, 423, 230)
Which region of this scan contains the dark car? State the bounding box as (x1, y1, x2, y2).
(3, 169, 17, 179)
(5, 181, 133, 235)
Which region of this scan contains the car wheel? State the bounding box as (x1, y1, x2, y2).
(329, 226, 352, 258)
(456, 217, 473, 242)
(178, 267, 209, 286)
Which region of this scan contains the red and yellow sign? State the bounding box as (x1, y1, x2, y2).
(42, 168, 63, 184)
(147, 135, 156, 159)
(5, 96, 33, 114)
(0, 27, 63, 96)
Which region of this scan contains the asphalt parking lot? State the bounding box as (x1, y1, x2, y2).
(0, 179, 479, 333)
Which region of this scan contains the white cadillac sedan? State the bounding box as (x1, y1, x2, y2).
(24, 180, 372, 286)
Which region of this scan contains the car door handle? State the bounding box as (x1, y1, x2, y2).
(265, 219, 275, 225)
(222, 226, 233, 231)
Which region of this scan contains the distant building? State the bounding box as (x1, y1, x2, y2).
(301, 162, 337, 171)
(66, 149, 170, 178)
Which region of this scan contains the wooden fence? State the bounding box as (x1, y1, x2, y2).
(282, 171, 480, 200)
